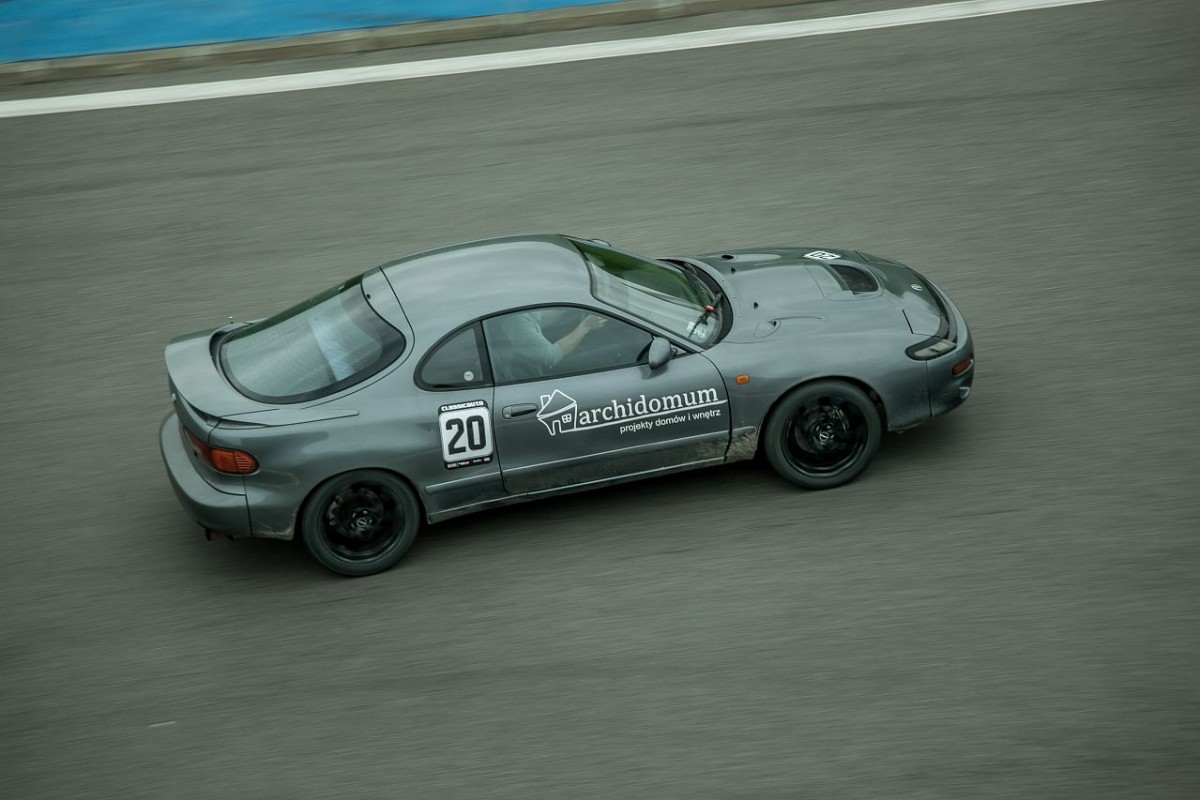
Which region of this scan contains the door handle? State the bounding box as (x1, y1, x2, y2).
(503, 403, 539, 419)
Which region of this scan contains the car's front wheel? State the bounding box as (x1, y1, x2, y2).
(763, 381, 882, 490)
(300, 470, 420, 576)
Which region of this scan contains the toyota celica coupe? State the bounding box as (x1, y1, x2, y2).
(161, 235, 973, 576)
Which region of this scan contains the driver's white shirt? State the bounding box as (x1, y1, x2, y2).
(491, 313, 561, 377)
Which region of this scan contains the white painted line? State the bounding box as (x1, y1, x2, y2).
(0, 0, 1108, 119)
(147, 720, 178, 728)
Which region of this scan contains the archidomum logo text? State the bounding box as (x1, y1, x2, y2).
(537, 387, 724, 436)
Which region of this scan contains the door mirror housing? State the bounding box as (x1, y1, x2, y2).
(647, 337, 673, 370)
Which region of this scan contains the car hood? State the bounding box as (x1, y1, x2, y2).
(684, 247, 947, 341)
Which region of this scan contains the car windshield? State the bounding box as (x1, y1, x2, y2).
(574, 240, 722, 346)
(219, 275, 406, 403)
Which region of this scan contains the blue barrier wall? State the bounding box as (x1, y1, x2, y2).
(0, 1, 619, 62)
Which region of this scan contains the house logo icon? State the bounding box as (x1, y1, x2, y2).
(537, 389, 577, 435)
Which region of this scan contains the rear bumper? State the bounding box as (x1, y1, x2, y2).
(160, 412, 253, 536)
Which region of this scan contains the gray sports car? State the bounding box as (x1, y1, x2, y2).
(161, 235, 973, 576)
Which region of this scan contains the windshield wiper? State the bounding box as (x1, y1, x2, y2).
(690, 290, 724, 339)
(672, 261, 716, 303)
(669, 261, 724, 339)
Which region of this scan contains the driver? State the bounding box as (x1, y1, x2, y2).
(490, 309, 605, 381)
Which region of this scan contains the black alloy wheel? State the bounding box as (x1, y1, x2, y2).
(301, 470, 420, 576)
(764, 381, 882, 490)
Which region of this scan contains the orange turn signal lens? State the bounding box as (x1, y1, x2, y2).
(736, 374, 750, 385)
(952, 355, 974, 376)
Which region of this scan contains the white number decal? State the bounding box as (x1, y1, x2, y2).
(438, 400, 494, 468)
(804, 250, 841, 260)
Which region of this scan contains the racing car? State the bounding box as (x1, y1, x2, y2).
(160, 235, 973, 576)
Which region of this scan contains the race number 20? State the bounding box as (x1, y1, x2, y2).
(438, 400, 494, 468)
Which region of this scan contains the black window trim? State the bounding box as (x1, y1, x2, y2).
(414, 303, 704, 391)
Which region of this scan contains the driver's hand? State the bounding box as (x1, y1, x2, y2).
(580, 315, 607, 334)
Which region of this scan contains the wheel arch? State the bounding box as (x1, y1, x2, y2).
(756, 375, 889, 456)
(294, 466, 427, 540)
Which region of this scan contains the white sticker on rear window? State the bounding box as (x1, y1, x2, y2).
(804, 250, 841, 260)
(438, 400, 494, 469)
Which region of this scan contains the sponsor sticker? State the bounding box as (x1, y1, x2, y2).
(536, 388, 725, 436)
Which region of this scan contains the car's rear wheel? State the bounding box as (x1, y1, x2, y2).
(763, 381, 882, 490)
(300, 470, 420, 577)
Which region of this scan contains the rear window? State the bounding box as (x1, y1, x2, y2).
(219, 275, 406, 403)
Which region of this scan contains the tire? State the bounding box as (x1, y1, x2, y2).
(300, 470, 421, 577)
(763, 381, 883, 490)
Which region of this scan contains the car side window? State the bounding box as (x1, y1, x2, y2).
(418, 324, 490, 389)
(483, 306, 653, 384)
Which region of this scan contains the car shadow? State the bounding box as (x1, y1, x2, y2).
(155, 413, 971, 579)
(874, 411, 972, 468)
(416, 413, 972, 558)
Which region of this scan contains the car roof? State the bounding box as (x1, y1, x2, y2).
(380, 234, 594, 338)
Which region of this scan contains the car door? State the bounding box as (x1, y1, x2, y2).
(413, 323, 505, 518)
(484, 306, 730, 495)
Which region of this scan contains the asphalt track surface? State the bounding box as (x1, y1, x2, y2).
(1, 0, 1198, 797)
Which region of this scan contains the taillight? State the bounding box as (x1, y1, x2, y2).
(186, 430, 258, 474)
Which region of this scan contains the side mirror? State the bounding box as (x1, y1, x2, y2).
(647, 337, 673, 370)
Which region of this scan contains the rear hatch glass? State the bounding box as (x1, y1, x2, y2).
(219, 275, 406, 403)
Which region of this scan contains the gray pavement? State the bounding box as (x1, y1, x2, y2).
(1, 0, 1198, 797)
